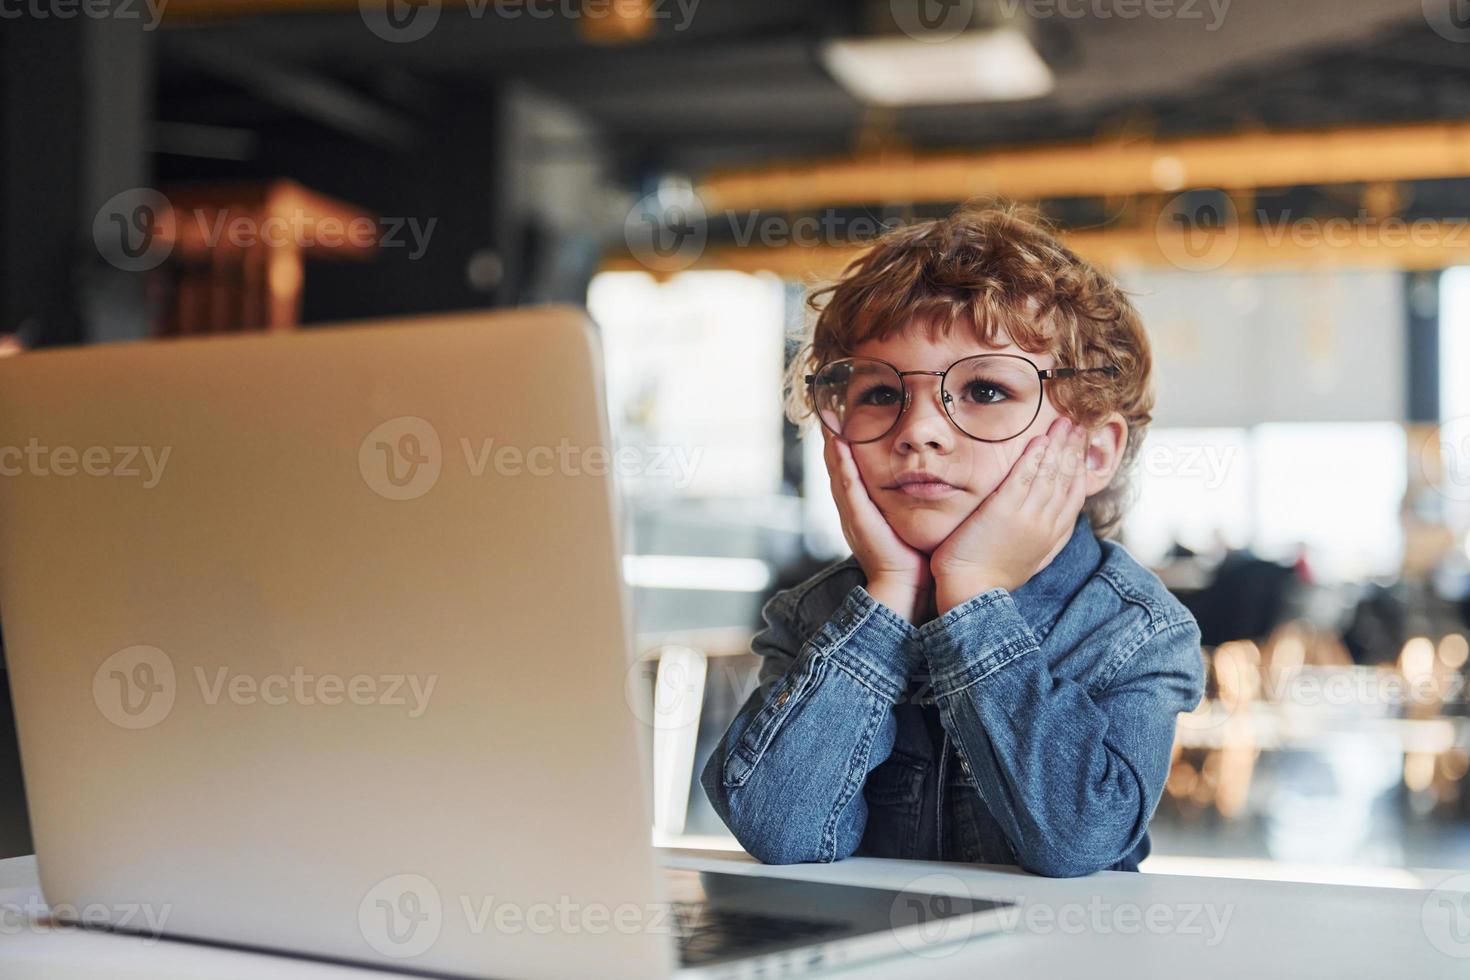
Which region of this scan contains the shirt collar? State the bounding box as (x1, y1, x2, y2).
(1007, 510, 1102, 641)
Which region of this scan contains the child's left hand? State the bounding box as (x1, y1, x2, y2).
(930, 415, 1089, 614)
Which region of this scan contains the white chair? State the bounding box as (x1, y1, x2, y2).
(648, 644, 708, 837)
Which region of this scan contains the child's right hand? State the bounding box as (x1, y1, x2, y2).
(821, 428, 934, 623)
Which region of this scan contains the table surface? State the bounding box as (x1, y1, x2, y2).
(1, 848, 1468, 978)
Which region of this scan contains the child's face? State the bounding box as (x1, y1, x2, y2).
(845, 322, 1070, 555)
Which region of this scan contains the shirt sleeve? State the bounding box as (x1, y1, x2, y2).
(917, 587, 1205, 877)
(700, 582, 922, 864)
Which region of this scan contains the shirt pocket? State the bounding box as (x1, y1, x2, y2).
(859, 748, 927, 860)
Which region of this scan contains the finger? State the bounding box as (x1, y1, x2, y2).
(1025, 419, 1075, 511)
(1043, 423, 1088, 520)
(823, 430, 848, 497)
(997, 434, 1050, 506)
(832, 438, 875, 516)
(820, 432, 859, 543)
(821, 433, 857, 513)
(1029, 417, 1076, 511)
(833, 438, 900, 546)
(825, 439, 853, 524)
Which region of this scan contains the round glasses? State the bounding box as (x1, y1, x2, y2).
(805, 354, 1120, 444)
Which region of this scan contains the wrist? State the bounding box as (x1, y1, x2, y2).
(865, 576, 930, 624)
(934, 575, 1007, 616)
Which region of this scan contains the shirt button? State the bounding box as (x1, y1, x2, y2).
(774, 689, 791, 707)
(959, 757, 973, 777)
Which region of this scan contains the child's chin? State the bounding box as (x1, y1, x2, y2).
(891, 513, 962, 555)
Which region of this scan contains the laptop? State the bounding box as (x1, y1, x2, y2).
(0, 306, 1014, 978)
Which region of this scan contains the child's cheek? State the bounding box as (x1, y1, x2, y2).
(849, 447, 888, 493)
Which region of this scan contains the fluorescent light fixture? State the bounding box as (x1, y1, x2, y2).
(819, 28, 1054, 106)
(622, 555, 773, 593)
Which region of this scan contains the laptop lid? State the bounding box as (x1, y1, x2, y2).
(0, 306, 673, 979)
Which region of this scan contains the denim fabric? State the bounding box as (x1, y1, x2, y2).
(700, 512, 1206, 877)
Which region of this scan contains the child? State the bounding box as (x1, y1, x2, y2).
(700, 202, 1206, 878)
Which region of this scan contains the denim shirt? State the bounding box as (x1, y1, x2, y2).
(700, 512, 1206, 878)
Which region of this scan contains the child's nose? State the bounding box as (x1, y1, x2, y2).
(893, 381, 956, 450)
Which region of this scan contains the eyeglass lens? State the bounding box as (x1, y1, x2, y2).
(810, 356, 1041, 442)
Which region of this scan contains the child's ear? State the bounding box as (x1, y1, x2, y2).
(1083, 413, 1128, 494)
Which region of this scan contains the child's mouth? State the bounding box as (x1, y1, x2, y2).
(892, 481, 960, 500)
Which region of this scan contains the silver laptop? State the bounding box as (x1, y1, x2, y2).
(0, 305, 1014, 978)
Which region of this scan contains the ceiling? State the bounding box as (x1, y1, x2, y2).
(154, 0, 1463, 179)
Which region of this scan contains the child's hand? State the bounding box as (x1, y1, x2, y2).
(930, 416, 1088, 614)
(821, 428, 934, 623)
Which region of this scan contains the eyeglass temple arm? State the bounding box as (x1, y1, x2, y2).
(1040, 366, 1121, 380)
(807, 366, 1121, 383)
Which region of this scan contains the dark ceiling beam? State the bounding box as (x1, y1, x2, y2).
(166, 37, 418, 149)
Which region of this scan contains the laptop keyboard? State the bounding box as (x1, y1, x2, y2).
(670, 900, 851, 967)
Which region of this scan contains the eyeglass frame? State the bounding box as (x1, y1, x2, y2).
(804, 353, 1121, 444)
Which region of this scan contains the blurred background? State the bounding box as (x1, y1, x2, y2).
(4, 0, 1470, 889)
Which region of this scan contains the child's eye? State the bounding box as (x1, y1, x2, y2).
(961, 381, 1011, 405)
(855, 384, 901, 406)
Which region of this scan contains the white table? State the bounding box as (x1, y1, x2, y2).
(1, 848, 1467, 978)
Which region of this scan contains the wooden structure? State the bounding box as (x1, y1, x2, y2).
(151, 180, 376, 335)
